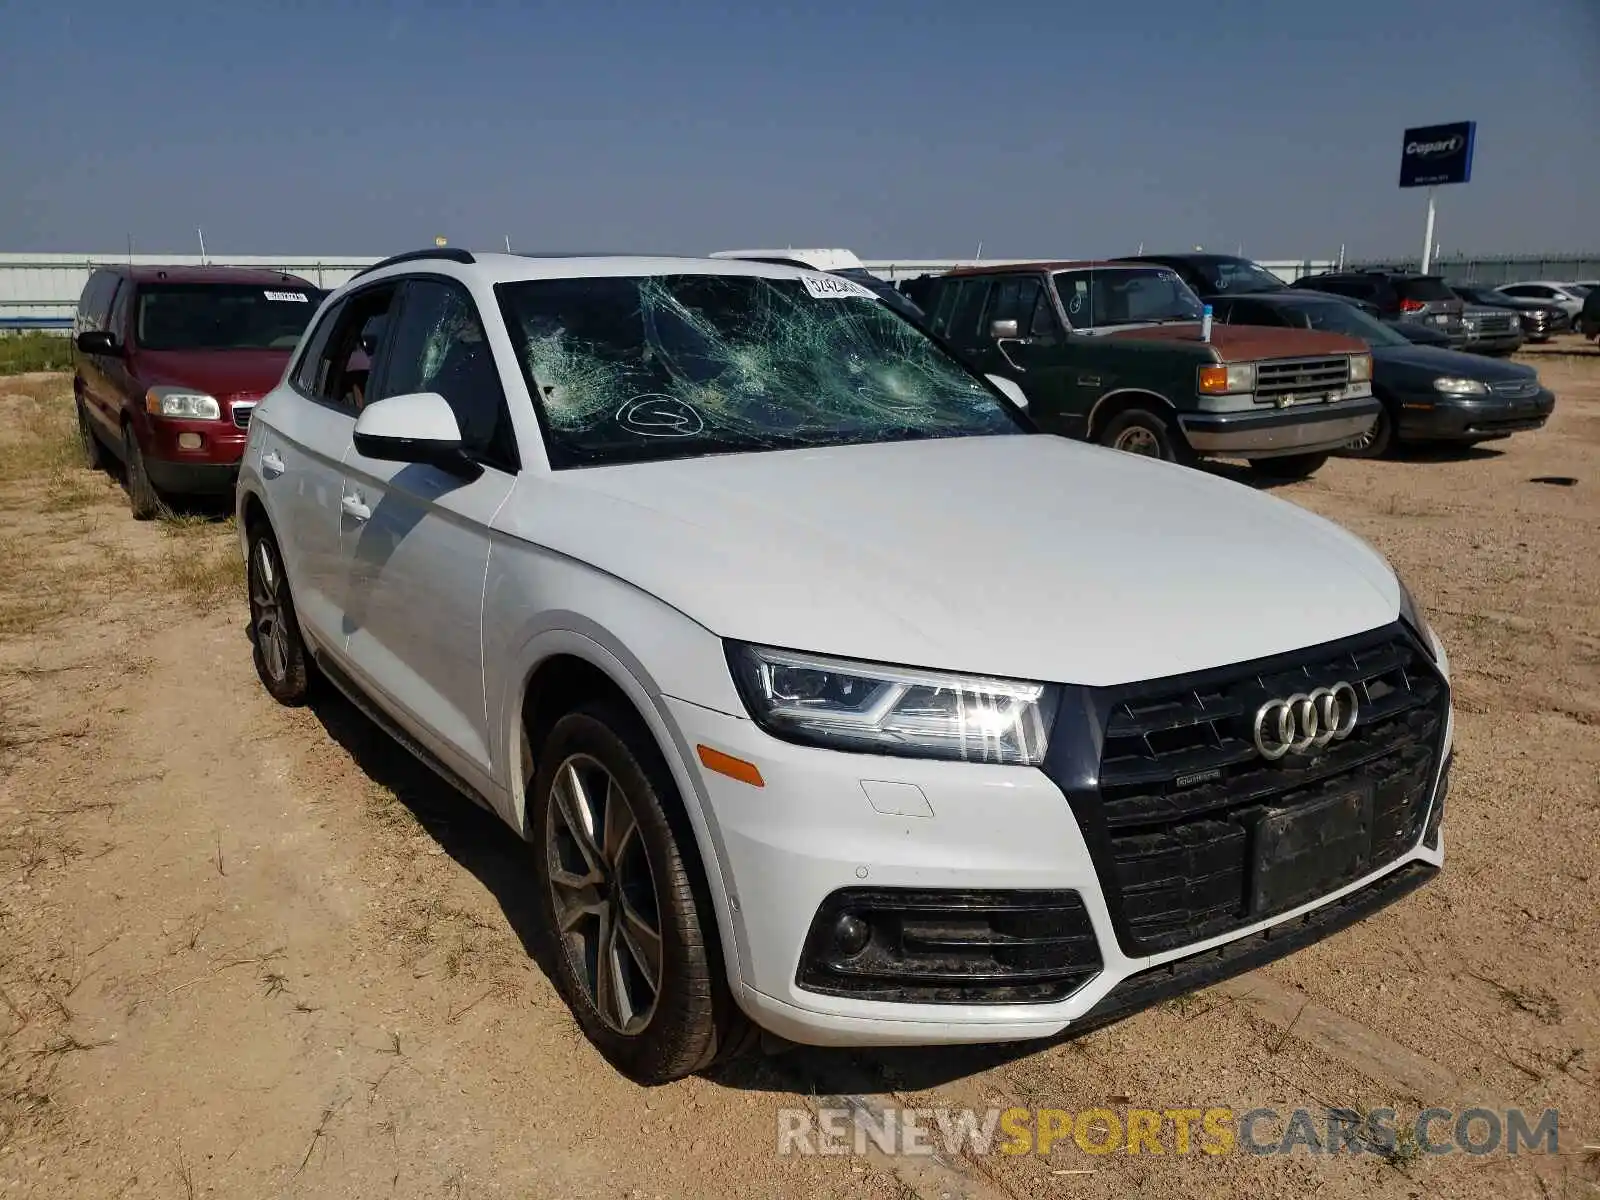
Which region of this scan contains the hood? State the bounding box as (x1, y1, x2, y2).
(1372, 342, 1539, 382)
(134, 348, 292, 400)
(1100, 323, 1365, 363)
(512, 436, 1401, 688)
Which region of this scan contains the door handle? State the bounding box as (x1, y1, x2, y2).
(995, 339, 1027, 372)
(261, 450, 285, 478)
(1077, 374, 1102, 387)
(340, 493, 371, 522)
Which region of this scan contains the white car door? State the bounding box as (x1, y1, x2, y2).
(335, 276, 517, 797)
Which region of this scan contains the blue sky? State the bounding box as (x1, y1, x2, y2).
(2, 0, 1595, 260)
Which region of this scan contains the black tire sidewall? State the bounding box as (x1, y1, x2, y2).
(77, 401, 106, 469)
(1098, 408, 1187, 463)
(1342, 403, 1394, 459)
(529, 705, 721, 1084)
(245, 522, 310, 705)
(124, 425, 161, 519)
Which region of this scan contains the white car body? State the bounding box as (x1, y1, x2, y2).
(238, 252, 1452, 1057)
(710, 247, 871, 274)
(1494, 281, 1587, 318)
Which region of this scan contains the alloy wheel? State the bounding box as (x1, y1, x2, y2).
(249, 538, 291, 684)
(1114, 426, 1161, 456)
(545, 753, 663, 1035)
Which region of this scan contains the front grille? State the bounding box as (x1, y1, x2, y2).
(1046, 624, 1447, 957)
(1473, 313, 1516, 335)
(1255, 357, 1349, 400)
(796, 888, 1103, 1004)
(232, 403, 256, 430)
(1489, 379, 1539, 399)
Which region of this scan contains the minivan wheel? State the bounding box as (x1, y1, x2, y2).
(529, 703, 748, 1084)
(1098, 408, 1191, 464)
(1247, 452, 1330, 481)
(77, 401, 108, 470)
(123, 425, 163, 520)
(246, 522, 310, 705)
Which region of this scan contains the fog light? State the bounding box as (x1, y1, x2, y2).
(177, 432, 203, 450)
(833, 912, 871, 957)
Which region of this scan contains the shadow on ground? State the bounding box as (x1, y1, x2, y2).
(305, 682, 1076, 1097)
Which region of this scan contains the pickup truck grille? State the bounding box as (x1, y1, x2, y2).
(1255, 357, 1348, 400)
(1471, 313, 1517, 336)
(1064, 625, 1447, 955)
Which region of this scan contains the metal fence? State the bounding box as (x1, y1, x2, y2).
(1346, 254, 1600, 287)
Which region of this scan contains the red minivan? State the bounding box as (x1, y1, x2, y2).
(73, 265, 323, 517)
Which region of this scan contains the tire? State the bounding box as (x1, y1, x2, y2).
(77, 399, 108, 470)
(245, 521, 311, 705)
(1339, 404, 1394, 459)
(529, 702, 749, 1084)
(1247, 452, 1329, 481)
(123, 424, 163, 520)
(1096, 407, 1192, 465)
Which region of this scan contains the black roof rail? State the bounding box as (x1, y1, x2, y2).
(352, 247, 475, 280)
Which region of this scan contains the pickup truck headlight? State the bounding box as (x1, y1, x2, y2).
(726, 643, 1058, 765)
(146, 386, 221, 420)
(1432, 377, 1488, 395)
(1198, 363, 1256, 395)
(1348, 353, 1373, 384)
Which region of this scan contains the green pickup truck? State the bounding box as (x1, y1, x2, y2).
(918, 261, 1379, 479)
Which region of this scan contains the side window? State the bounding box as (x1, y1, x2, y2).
(374, 279, 518, 472)
(293, 301, 345, 394)
(947, 279, 991, 345)
(985, 276, 1043, 335)
(77, 272, 116, 333)
(927, 283, 959, 336)
(1029, 287, 1060, 337)
(106, 282, 133, 342)
(299, 285, 399, 410)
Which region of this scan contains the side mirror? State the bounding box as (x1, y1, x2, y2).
(75, 330, 120, 356)
(989, 319, 1020, 340)
(351, 392, 481, 478)
(986, 374, 1028, 410)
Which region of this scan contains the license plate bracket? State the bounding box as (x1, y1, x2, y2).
(1249, 786, 1374, 917)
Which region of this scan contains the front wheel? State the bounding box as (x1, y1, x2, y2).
(529, 703, 749, 1084)
(1247, 452, 1329, 481)
(123, 425, 163, 520)
(77, 400, 108, 470)
(1097, 407, 1192, 465)
(1340, 405, 1394, 459)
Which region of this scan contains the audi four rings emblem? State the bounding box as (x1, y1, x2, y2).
(1252, 682, 1360, 760)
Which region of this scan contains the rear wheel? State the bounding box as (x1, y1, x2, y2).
(123, 425, 163, 520)
(1340, 405, 1394, 459)
(529, 702, 750, 1084)
(246, 521, 310, 705)
(77, 400, 108, 470)
(1247, 452, 1329, 481)
(1097, 408, 1192, 465)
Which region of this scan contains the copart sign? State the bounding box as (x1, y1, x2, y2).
(1398, 120, 1476, 188)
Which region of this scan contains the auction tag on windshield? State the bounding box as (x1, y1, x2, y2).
(263, 290, 310, 302)
(800, 274, 876, 300)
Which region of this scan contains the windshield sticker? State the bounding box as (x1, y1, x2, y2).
(263, 290, 310, 302)
(800, 275, 877, 300)
(616, 395, 705, 437)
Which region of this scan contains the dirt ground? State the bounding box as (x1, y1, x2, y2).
(1, 350, 1596, 1199)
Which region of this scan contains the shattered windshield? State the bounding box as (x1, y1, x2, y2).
(496, 274, 1023, 468)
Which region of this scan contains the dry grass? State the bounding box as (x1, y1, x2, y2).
(0, 398, 80, 487)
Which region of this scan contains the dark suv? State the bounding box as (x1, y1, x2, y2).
(73, 265, 322, 517)
(1291, 269, 1466, 344)
(918, 261, 1377, 479)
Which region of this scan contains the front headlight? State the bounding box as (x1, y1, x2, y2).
(1198, 363, 1256, 395)
(1396, 576, 1439, 661)
(146, 386, 221, 420)
(726, 643, 1058, 765)
(1431, 377, 1488, 395)
(1348, 353, 1373, 384)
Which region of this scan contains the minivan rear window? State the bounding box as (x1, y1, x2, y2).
(135, 284, 322, 351)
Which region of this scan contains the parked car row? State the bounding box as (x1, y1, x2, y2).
(71, 248, 1456, 1084)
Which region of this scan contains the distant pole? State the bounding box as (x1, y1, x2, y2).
(126, 233, 134, 269)
(1137, 242, 1144, 255)
(1338, 243, 1346, 270)
(197, 228, 207, 264)
(504, 234, 512, 253)
(974, 240, 983, 262)
(1420, 187, 1437, 274)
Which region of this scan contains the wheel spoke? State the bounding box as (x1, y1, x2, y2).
(594, 902, 624, 1027)
(553, 763, 604, 875)
(601, 778, 637, 865)
(617, 895, 662, 991)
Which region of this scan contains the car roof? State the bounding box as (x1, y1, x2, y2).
(709, 248, 867, 272)
(339, 251, 851, 292)
(1498, 280, 1571, 288)
(943, 260, 1150, 276)
(103, 264, 317, 287)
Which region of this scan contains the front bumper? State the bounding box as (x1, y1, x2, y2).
(1461, 332, 1524, 356)
(1396, 388, 1556, 441)
(140, 412, 249, 494)
(1180, 397, 1381, 458)
(667, 632, 1452, 1047)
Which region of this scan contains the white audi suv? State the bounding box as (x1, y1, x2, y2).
(236, 249, 1453, 1083)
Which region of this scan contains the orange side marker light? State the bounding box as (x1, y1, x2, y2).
(697, 745, 764, 788)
